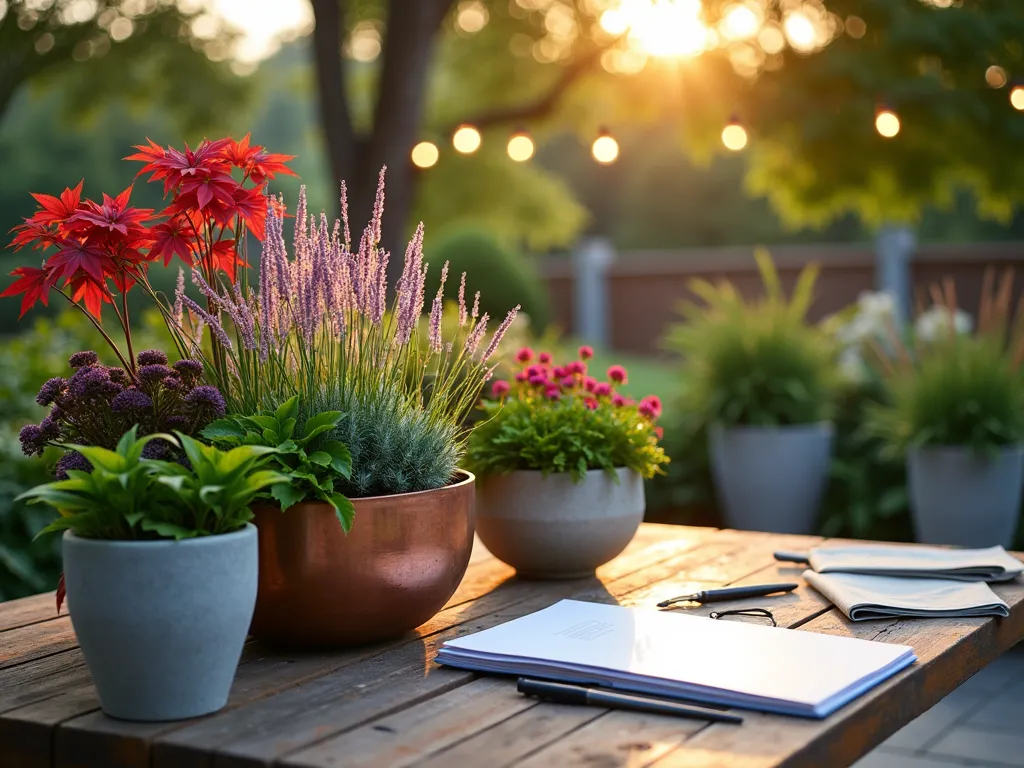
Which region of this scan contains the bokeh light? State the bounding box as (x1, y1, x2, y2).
(1011, 86, 1024, 111)
(411, 141, 440, 168)
(783, 11, 817, 52)
(721, 3, 761, 40)
(722, 121, 748, 151)
(986, 66, 1008, 89)
(592, 133, 620, 164)
(456, 1, 488, 34)
(875, 110, 900, 138)
(452, 125, 482, 154)
(601, 0, 708, 58)
(507, 132, 535, 162)
(845, 15, 866, 39)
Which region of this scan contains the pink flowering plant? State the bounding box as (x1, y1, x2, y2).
(173, 169, 519, 498)
(465, 347, 669, 482)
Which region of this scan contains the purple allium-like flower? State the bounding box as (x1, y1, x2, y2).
(184, 385, 226, 418)
(68, 367, 110, 399)
(138, 364, 173, 385)
(172, 359, 204, 379)
(162, 375, 183, 391)
(108, 368, 129, 385)
(68, 351, 98, 369)
(55, 451, 91, 480)
(141, 440, 172, 461)
(19, 424, 45, 457)
(110, 389, 154, 413)
(164, 415, 189, 430)
(482, 305, 520, 362)
(136, 349, 168, 366)
(39, 415, 60, 441)
(36, 377, 65, 406)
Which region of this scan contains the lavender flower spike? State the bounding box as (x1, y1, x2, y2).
(173, 267, 185, 328)
(464, 312, 489, 356)
(339, 180, 351, 249)
(181, 295, 233, 350)
(457, 272, 468, 327)
(482, 305, 520, 362)
(370, 166, 387, 245)
(471, 290, 480, 320)
(429, 296, 443, 353)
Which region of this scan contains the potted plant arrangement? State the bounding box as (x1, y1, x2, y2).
(159, 170, 519, 647)
(869, 271, 1024, 547)
(665, 250, 837, 534)
(17, 428, 284, 721)
(466, 346, 669, 578)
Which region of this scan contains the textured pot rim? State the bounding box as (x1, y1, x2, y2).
(909, 443, 1024, 456)
(64, 522, 256, 548)
(711, 421, 833, 435)
(479, 466, 637, 479)
(255, 469, 477, 512)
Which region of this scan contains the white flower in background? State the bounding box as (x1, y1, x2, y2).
(834, 291, 897, 345)
(915, 306, 973, 343)
(837, 347, 867, 383)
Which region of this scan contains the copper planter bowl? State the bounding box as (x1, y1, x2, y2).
(250, 471, 475, 648)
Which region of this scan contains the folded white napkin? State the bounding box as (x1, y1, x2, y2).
(804, 570, 1011, 621)
(795, 544, 1023, 582)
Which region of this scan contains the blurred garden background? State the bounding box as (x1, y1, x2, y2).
(3, 0, 1024, 600)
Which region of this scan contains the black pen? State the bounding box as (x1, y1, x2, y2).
(517, 678, 743, 724)
(657, 582, 799, 608)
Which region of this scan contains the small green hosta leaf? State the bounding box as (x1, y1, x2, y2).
(329, 492, 355, 532)
(307, 451, 333, 467)
(247, 415, 281, 432)
(278, 418, 297, 442)
(201, 420, 247, 443)
(140, 520, 197, 540)
(297, 411, 344, 445)
(275, 396, 300, 425)
(270, 482, 306, 512)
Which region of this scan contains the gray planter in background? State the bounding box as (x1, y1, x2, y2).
(710, 423, 834, 534)
(63, 524, 258, 721)
(476, 467, 645, 579)
(907, 446, 1024, 548)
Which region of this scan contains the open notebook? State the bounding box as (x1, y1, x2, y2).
(436, 600, 916, 718)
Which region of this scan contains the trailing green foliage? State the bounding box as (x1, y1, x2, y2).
(664, 249, 836, 427)
(202, 397, 355, 529)
(870, 336, 1024, 458)
(22, 428, 286, 541)
(429, 228, 550, 330)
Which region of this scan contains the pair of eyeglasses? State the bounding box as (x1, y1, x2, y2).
(709, 608, 777, 627)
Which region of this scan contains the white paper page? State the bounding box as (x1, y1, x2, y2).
(442, 600, 915, 709)
(809, 544, 1023, 580)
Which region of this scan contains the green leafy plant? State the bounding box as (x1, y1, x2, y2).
(202, 397, 355, 529)
(466, 347, 669, 482)
(20, 427, 286, 541)
(869, 270, 1024, 458)
(664, 249, 836, 427)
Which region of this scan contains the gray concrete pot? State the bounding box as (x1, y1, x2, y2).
(709, 422, 833, 534)
(907, 445, 1024, 548)
(475, 467, 645, 579)
(62, 524, 258, 721)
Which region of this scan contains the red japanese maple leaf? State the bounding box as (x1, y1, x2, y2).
(127, 138, 232, 194)
(47, 239, 109, 283)
(227, 186, 269, 240)
(68, 273, 113, 319)
(226, 133, 296, 185)
(0, 266, 55, 318)
(69, 186, 153, 238)
(149, 216, 196, 266)
(26, 180, 84, 231)
(9, 220, 62, 252)
(179, 170, 239, 212)
(211, 239, 247, 279)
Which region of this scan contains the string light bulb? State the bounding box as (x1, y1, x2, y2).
(411, 141, 440, 168)
(452, 124, 482, 154)
(1011, 85, 1024, 111)
(721, 115, 748, 151)
(875, 107, 900, 138)
(591, 128, 619, 164)
(507, 129, 535, 162)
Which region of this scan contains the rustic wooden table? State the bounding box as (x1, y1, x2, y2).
(1, 524, 1023, 768)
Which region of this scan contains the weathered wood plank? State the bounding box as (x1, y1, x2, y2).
(0, 615, 77, 670)
(0, 591, 61, 632)
(648, 577, 1024, 768)
(49, 527, 719, 768)
(275, 534, 808, 768)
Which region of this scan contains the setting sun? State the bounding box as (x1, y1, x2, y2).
(601, 0, 710, 58)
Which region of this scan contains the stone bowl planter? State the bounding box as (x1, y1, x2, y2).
(62, 524, 258, 722)
(475, 467, 645, 579)
(249, 470, 475, 648)
(907, 445, 1024, 547)
(709, 422, 833, 534)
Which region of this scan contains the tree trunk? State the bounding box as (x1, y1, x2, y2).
(311, 0, 452, 280)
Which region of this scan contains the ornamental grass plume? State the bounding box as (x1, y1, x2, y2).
(168, 168, 518, 497)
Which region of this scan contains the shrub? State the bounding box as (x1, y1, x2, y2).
(428, 228, 550, 330)
(663, 249, 836, 427)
